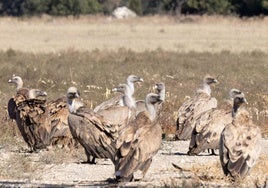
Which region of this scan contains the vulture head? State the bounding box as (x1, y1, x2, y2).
(233, 94, 248, 107)
(112, 84, 128, 93)
(127, 75, 144, 84)
(203, 75, 218, 85)
(232, 93, 248, 117)
(8, 74, 23, 90)
(67, 86, 80, 100)
(154, 82, 165, 101)
(66, 87, 83, 113)
(146, 93, 162, 105)
(154, 82, 165, 93)
(229, 88, 244, 99)
(28, 89, 47, 99)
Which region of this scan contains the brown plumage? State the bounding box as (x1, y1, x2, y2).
(188, 89, 244, 155)
(8, 75, 75, 151)
(67, 87, 119, 164)
(114, 93, 163, 182)
(8, 75, 49, 120)
(94, 75, 143, 112)
(219, 94, 261, 181)
(14, 89, 52, 151)
(47, 97, 78, 149)
(176, 75, 218, 140)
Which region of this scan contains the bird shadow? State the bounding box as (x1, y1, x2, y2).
(76, 161, 112, 166)
(161, 152, 188, 156)
(161, 152, 218, 157)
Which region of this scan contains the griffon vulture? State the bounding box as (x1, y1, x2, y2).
(188, 89, 244, 155)
(175, 75, 218, 140)
(114, 93, 163, 182)
(219, 93, 261, 181)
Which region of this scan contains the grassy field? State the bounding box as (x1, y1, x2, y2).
(0, 15, 268, 53)
(0, 15, 267, 186)
(0, 49, 267, 136)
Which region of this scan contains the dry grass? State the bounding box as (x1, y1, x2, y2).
(0, 49, 267, 140)
(0, 15, 268, 53)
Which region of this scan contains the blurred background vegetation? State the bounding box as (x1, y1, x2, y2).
(0, 0, 268, 17)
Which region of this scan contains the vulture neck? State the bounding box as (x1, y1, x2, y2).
(232, 101, 240, 118)
(158, 88, 165, 101)
(16, 80, 23, 90)
(126, 80, 135, 96)
(68, 98, 83, 113)
(145, 101, 156, 121)
(201, 82, 211, 96)
(122, 86, 136, 109)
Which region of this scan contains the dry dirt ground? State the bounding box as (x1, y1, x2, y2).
(0, 138, 268, 187)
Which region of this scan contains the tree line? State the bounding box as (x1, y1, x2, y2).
(0, 0, 267, 17)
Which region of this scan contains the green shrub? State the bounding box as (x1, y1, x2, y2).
(129, 0, 142, 15)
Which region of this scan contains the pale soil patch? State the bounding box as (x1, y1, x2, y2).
(0, 15, 268, 53)
(0, 139, 267, 187)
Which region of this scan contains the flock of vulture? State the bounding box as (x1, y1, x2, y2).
(7, 74, 261, 183)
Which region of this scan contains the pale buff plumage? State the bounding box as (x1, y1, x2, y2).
(114, 93, 163, 182)
(176, 75, 218, 140)
(97, 84, 135, 129)
(188, 89, 244, 155)
(219, 95, 261, 180)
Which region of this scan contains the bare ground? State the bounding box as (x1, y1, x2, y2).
(0, 138, 268, 187)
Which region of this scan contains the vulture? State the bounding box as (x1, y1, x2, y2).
(93, 75, 143, 112)
(114, 93, 163, 182)
(13, 89, 52, 151)
(8, 75, 76, 150)
(175, 75, 218, 140)
(135, 82, 165, 115)
(188, 89, 244, 155)
(67, 87, 119, 164)
(219, 93, 261, 180)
